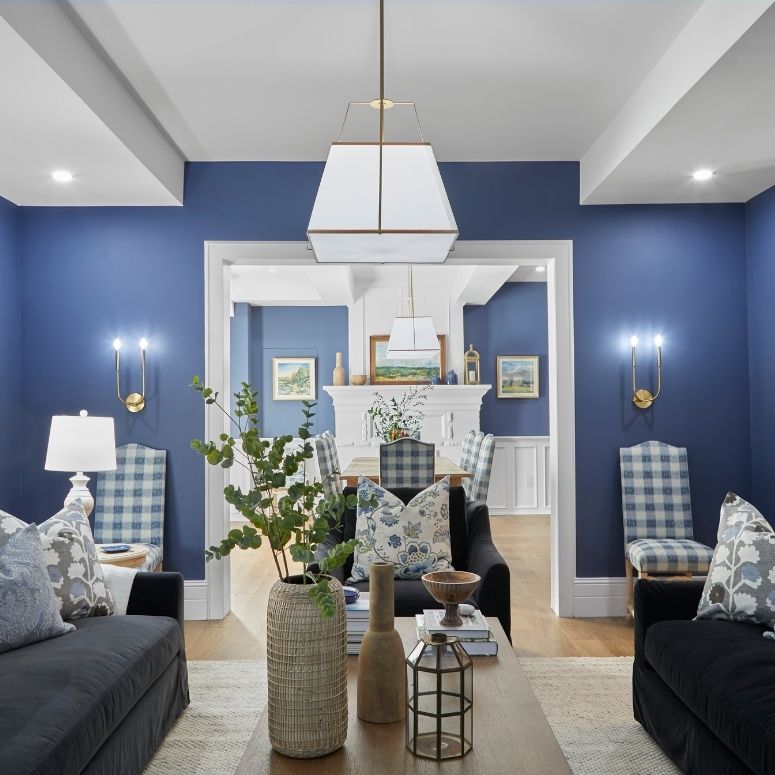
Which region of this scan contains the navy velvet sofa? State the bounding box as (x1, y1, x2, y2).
(319, 485, 511, 640)
(1, 572, 189, 775)
(634, 578, 775, 774)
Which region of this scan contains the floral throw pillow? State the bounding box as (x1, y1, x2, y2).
(0, 502, 114, 620)
(696, 496, 775, 628)
(349, 476, 453, 583)
(717, 491, 768, 543)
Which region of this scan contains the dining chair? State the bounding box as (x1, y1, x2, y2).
(466, 434, 496, 503)
(620, 440, 714, 618)
(379, 438, 436, 489)
(93, 443, 166, 571)
(314, 430, 343, 500)
(460, 430, 484, 499)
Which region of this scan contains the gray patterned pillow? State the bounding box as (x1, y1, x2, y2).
(0, 502, 114, 619)
(696, 498, 775, 627)
(0, 525, 75, 653)
(717, 492, 767, 543)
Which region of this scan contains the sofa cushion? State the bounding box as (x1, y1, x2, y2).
(0, 526, 75, 654)
(0, 614, 182, 775)
(349, 477, 452, 582)
(0, 503, 114, 619)
(645, 618, 775, 774)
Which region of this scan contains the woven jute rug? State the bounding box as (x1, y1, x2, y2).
(145, 657, 680, 774)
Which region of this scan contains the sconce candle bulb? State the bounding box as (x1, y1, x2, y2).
(113, 338, 122, 351)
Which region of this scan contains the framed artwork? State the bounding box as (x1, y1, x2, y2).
(369, 334, 447, 385)
(272, 357, 316, 401)
(496, 355, 539, 399)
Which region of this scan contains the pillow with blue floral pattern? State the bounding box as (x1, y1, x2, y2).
(348, 476, 452, 583)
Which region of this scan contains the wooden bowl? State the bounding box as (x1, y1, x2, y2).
(422, 570, 481, 627)
(351, 374, 367, 386)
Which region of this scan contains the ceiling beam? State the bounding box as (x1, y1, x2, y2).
(579, 0, 774, 204)
(0, 0, 184, 203)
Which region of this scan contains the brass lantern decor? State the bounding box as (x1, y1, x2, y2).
(405, 633, 473, 760)
(464, 344, 480, 385)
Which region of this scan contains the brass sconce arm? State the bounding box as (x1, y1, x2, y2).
(631, 335, 663, 410)
(114, 338, 147, 413)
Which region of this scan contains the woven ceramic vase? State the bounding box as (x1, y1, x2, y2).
(357, 561, 406, 723)
(266, 576, 348, 758)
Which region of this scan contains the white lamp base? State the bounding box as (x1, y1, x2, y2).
(64, 472, 94, 517)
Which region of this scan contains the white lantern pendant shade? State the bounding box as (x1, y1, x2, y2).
(387, 315, 439, 359)
(308, 143, 457, 264)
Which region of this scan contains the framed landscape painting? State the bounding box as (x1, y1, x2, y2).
(272, 357, 316, 401)
(370, 335, 447, 385)
(497, 355, 539, 398)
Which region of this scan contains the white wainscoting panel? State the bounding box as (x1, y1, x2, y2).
(487, 436, 550, 516)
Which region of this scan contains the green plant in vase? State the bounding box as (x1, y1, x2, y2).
(368, 383, 432, 442)
(190, 376, 365, 617)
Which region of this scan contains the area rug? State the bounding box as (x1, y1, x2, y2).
(145, 657, 680, 774)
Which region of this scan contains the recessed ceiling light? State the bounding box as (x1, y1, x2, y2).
(692, 169, 714, 182)
(535, 266, 546, 273)
(51, 170, 73, 183)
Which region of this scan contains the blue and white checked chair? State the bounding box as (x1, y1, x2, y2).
(314, 431, 343, 500)
(460, 430, 484, 500)
(94, 443, 166, 572)
(466, 434, 495, 502)
(379, 438, 436, 489)
(620, 440, 713, 617)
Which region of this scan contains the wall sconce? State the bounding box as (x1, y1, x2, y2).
(114, 337, 147, 412)
(631, 334, 662, 409)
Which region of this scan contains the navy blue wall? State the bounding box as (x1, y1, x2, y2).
(16, 161, 752, 579)
(746, 184, 775, 517)
(248, 305, 347, 437)
(229, 303, 251, 416)
(0, 196, 20, 515)
(464, 282, 549, 437)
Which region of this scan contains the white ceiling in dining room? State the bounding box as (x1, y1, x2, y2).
(0, 0, 774, 205)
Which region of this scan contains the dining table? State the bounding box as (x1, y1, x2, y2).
(339, 455, 471, 487)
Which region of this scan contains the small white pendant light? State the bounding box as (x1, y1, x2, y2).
(307, 0, 457, 264)
(387, 266, 439, 359)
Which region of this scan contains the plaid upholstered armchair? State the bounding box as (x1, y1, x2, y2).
(94, 443, 166, 572)
(619, 441, 713, 618)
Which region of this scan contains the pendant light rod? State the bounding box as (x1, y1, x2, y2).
(378, 0, 385, 234)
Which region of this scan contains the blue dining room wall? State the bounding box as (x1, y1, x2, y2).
(0, 195, 20, 515)
(248, 305, 347, 437)
(464, 281, 549, 437)
(746, 183, 775, 518)
(16, 161, 751, 580)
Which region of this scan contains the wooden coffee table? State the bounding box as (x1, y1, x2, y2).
(236, 618, 571, 774)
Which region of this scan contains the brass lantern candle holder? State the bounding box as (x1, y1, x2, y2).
(464, 344, 480, 385)
(405, 633, 473, 760)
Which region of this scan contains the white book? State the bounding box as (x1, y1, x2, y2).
(422, 608, 491, 639)
(345, 592, 370, 619)
(415, 615, 498, 657)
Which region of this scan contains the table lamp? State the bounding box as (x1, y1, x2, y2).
(44, 410, 117, 516)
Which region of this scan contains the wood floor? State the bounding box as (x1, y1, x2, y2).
(185, 515, 634, 660)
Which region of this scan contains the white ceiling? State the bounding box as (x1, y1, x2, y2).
(0, 0, 774, 206)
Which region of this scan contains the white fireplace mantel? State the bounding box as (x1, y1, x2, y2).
(323, 384, 491, 465)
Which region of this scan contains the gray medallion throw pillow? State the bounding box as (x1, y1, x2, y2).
(696, 497, 775, 628)
(0, 525, 75, 653)
(0, 502, 114, 620)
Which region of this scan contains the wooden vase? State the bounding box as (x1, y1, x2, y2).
(333, 352, 346, 386)
(266, 576, 348, 758)
(357, 562, 406, 723)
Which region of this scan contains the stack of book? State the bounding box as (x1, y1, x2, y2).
(345, 592, 369, 655)
(416, 608, 498, 656)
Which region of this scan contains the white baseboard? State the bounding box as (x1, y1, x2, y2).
(573, 577, 628, 618)
(184, 580, 208, 621)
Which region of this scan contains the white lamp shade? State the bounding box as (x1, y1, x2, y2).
(308, 143, 458, 263)
(387, 316, 440, 359)
(45, 415, 117, 472)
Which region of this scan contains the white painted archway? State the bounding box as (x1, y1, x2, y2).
(202, 240, 576, 619)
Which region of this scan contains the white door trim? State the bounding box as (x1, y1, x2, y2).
(202, 240, 576, 619)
